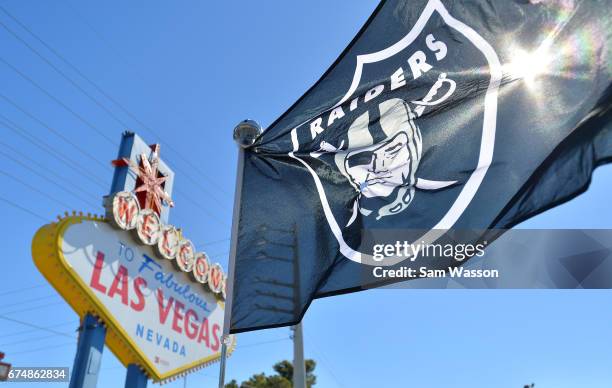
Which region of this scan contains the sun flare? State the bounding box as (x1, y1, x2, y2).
(505, 47, 552, 86)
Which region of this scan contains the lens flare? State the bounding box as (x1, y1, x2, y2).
(505, 47, 552, 86)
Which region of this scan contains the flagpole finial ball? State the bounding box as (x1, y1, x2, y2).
(233, 119, 262, 148)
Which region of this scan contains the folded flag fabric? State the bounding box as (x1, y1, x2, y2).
(229, 0, 612, 333)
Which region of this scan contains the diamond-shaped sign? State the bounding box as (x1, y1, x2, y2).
(32, 215, 235, 382)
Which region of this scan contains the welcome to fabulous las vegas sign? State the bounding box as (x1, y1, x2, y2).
(31, 132, 235, 382)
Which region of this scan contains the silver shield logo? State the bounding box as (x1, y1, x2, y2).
(288, 0, 502, 265)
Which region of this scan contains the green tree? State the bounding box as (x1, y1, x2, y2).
(225, 359, 316, 388)
(273, 360, 317, 387)
(241, 373, 292, 388)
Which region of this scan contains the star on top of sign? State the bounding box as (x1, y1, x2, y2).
(112, 144, 174, 216)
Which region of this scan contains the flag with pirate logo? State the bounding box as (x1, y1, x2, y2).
(228, 0, 612, 333)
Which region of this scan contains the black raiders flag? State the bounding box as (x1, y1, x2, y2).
(228, 0, 612, 333)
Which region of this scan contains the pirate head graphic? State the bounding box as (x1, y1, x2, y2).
(288, 0, 502, 264)
(337, 99, 423, 224)
(330, 74, 458, 227)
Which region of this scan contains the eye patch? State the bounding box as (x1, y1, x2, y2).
(346, 151, 374, 168)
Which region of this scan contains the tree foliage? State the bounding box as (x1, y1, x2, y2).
(225, 359, 317, 388)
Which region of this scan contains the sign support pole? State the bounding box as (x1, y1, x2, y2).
(69, 313, 106, 388)
(125, 364, 148, 388)
(291, 225, 306, 388)
(292, 322, 307, 388)
(218, 120, 261, 388)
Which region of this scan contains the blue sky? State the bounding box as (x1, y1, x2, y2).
(0, 1, 611, 387)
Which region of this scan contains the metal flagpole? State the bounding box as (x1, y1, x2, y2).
(218, 120, 262, 388)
